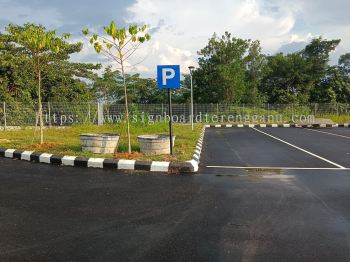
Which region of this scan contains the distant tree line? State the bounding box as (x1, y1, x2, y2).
(182, 32, 350, 104)
(1, 24, 350, 107)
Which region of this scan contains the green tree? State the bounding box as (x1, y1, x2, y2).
(7, 24, 71, 143)
(244, 40, 267, 103)
(186, 33, 266, 104)
(92, 66, 119, 102)
(0, 32, 37, 105)
(93, 66, 167, 104)
(83, 21, 151, 153)
(42, 60, 99, 103)
(335, 54, 350, 102)
(339, 53, 350, 75)
(120, 74, 167, 104)
(260, 53, 311, 104)
(1, 23, 100, 129)
(261, 37, 342, 104)
(302, 37, 340, 80)
(3, 24, 77, 143)
(310, 53, 350, 103)
(195, 32, 249, 103)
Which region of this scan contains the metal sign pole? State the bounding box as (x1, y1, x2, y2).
(190, 73, 194, 131)
(188, 66, 195, 131)
(157, 65, 180, 156)
(168, 88, 173, 155)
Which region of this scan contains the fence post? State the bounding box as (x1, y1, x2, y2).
(314, 103, 317, 118)
(336, 103, 339, 116)
(88, 103, 91, 124)
(48, 102, 52, 128)
(97, 102, 104, 126)
(3, 102, 6, 131)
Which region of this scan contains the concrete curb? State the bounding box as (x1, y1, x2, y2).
(0, 148, 199, 174)
(187, 126, 206, 173)
(204, 123, 350, 128)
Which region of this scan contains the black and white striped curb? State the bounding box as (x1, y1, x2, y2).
(188, 126, 206, 172)
(0, 148, 198, 174)
(205, 123, 350, 128)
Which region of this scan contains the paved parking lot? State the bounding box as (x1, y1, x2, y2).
(1, 127, 350, 261)
(202, 127, 350, 172)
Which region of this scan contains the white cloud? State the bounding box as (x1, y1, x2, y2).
(7, 0, 345, 77)
(125, 0, 298, 75)
(289, 33, 314, 43)
(123, 0, 350, 75)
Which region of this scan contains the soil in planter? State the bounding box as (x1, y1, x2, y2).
(114, 152, 142, 160)
(31, 142, 64, 149)
(161, 154, 180, 161)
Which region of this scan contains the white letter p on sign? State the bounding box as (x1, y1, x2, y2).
(162, 68, 175, 85)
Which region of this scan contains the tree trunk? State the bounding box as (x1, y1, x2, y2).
(38, 65, 44, 144)
(121, 60, 131, 154)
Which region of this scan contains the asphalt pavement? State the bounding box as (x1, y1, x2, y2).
(201, 128, 337, 169)
(305, 127, 350, 137)
(1, 127, 350, 261)
(254, 127, 350, 168)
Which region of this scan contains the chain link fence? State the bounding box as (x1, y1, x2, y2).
(0, 102, 349, 128)
(0, 102, 97, 129)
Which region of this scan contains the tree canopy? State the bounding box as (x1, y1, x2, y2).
(183, 33, 349, 104)
(0, 23, 100, 106)
(1, 23, 350, 107)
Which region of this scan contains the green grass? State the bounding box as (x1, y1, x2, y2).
(318, 114, 350, 123)
(0, 123, 202, 162)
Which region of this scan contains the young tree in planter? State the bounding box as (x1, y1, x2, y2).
(83, 22, 151, 154)
(4, 23, 72, 144)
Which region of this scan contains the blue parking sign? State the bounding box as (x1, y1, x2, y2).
(157, 65, 181, 89)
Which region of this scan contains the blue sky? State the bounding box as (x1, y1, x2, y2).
(1, 0, 349, 76)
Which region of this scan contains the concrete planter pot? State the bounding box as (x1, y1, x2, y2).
(80, 133, 119, 154)
(138, 134, 176, 155)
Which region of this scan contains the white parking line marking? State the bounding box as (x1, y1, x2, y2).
(305, 128, 350, 139)
(251, 127, 346, 169)
(206, 166, 350, 170)
(262, 175, 295, 179)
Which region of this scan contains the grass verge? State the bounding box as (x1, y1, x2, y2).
(317, 115, 350, 123)
(0, 123, 202, 162)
